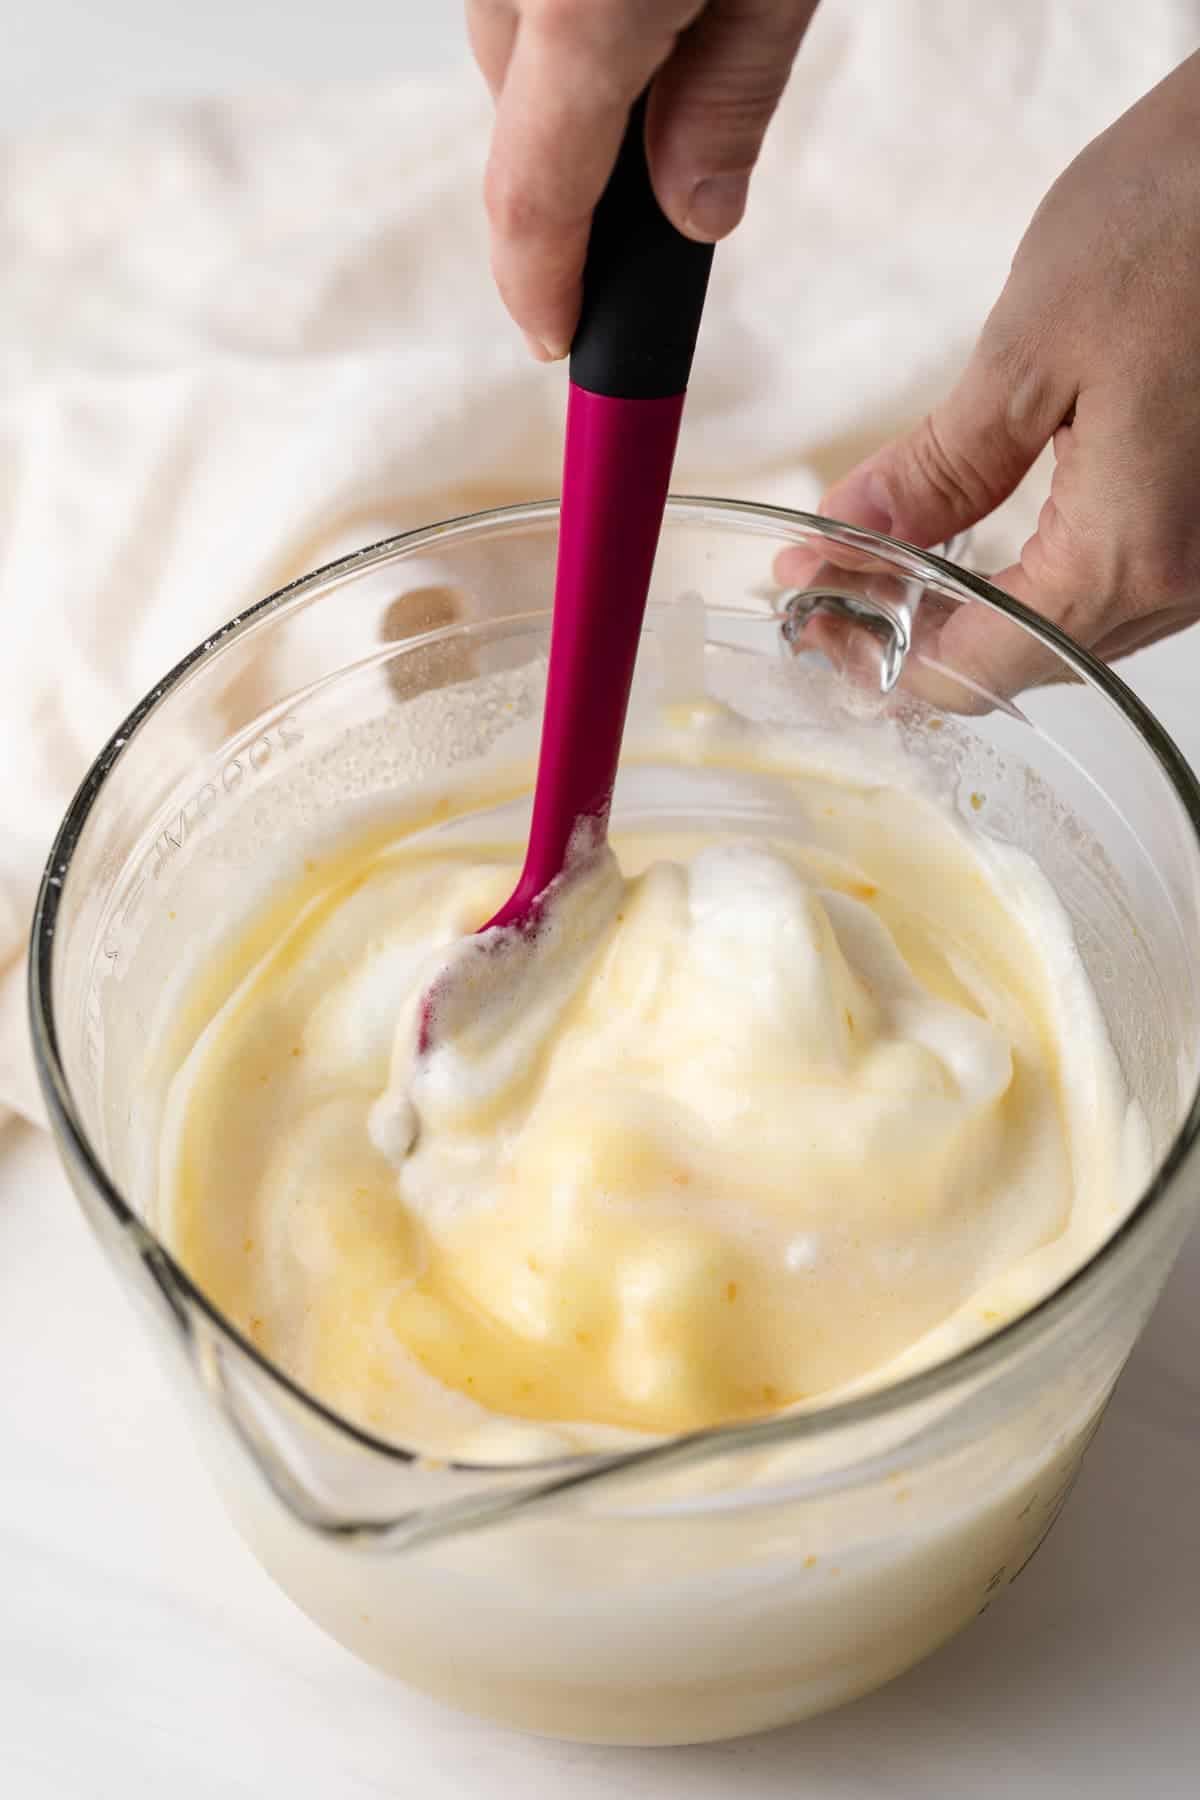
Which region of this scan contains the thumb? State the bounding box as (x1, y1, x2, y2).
(646, 0, 819, 241)
(822, 333, 1072, 549)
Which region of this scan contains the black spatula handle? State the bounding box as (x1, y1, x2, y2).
(569, 95, 714, 401)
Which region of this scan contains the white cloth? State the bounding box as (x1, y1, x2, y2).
(2, 0, 1197, 1127)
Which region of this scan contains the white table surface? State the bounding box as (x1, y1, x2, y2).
(3, 7, 1200, 1796)
(4, 677, 1199, 1800)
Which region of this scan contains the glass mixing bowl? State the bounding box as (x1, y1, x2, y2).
(29, 500, 1200, 1745)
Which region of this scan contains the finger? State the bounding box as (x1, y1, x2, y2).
(466, 0, 518, 97)
(905, 567, 1067, 714)
(916, 397, 1152, 708)
(821, 315, 1076, 551)
(1091, 606, 1200, 663)
(787, 563, 1199, 717)
(773, 526, 961, 594)
(484, 4, 704, 358)
(807, 385, 1200, 712)
(780, 506, 1082, 715)
(646, 0, 820, 241)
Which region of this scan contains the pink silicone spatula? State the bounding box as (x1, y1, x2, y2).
(418, 100, 712, 1051)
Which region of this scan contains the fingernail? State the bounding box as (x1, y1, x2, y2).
(822, 470, 894, 536)
(522, 331, 555, 363)
(684, 172, 749, 240)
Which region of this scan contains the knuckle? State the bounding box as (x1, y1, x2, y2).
(979, 327, 1055, 440)
(1018, 506, 1085, 616)
(1034, 493, 1079, 565)
(1021, 499, 1133, 643)
(528, 0, 672, 65)
(904, 415, 994, 518)
(528, 0, 584, 41)
(530, 0, 688, 47)
(483, 160, 540, 240)
(664, 74, 782, 153)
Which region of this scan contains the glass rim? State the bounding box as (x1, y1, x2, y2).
(27, 495, 1200, 1485)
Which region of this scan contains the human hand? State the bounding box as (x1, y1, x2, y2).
(794, 51, 1200, 696)
(468, 0, 819, 359)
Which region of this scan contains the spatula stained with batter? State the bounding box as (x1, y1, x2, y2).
(416, 98, 713, 1067)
